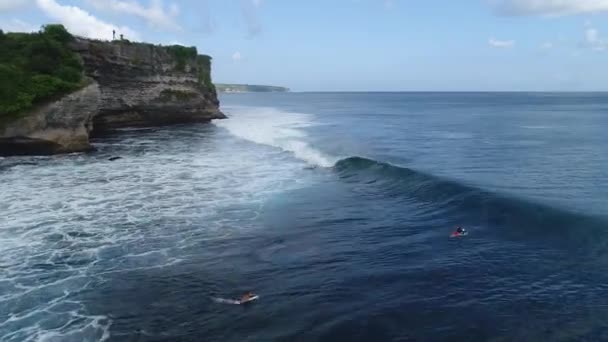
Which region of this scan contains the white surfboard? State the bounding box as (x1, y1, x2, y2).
(213, 295, 259, 305)
(239, 295, 259, 304)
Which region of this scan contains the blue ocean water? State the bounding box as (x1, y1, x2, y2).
(1, 92, 608, 341)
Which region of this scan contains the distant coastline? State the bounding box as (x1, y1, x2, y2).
(216, 84, 290, 93)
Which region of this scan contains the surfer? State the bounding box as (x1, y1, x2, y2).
(451, 226, 467, 237)
(213, 291, 258, 305)
(240, 291, 256, 303)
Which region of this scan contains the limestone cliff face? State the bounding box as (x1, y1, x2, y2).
(0, 38, 224, 156)
(72, 38, 224, 134)
(0, 83, 100, 156)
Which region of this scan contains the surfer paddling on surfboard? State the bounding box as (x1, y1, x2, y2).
(450, 226, 468, 238)
(212, 291, 259, 305)
(239, 291, 257, 303)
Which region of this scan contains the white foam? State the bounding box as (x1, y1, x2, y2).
(35, 314, 111, 342)
(521, 125, 556, 130)
(216, 106, 337, 167)
(212, 297, 241, 305)
(0, 117, 322, 341)
(429, 131, 473, 140)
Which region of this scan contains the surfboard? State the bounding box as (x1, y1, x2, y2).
(450, 232, 468, 238)
(213, 295, 259, 305)
(239, 295, 259, 304)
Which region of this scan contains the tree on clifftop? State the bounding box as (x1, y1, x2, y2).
(0, 24, 84, 118)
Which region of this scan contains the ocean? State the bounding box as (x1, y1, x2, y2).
(1, 92, 608, 341)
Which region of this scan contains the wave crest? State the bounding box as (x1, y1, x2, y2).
(215, 106, 336, 167)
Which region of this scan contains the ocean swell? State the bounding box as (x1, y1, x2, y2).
(333, 156, 607, 247)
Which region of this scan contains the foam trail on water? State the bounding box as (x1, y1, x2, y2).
(212, 297, 241, 305)
(216, 106, 336, 167)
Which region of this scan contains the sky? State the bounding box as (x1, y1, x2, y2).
(2, 0, 608, 91)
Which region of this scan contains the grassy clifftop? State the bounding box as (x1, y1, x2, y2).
(0, 25, 85, 119)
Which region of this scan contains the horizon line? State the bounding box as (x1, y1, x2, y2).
(222, 90, 608, 94)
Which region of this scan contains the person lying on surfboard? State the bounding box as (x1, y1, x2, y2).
(240, 292, 256, 302)
(212, 292, 258, 305)
(450, 226, 467, 237)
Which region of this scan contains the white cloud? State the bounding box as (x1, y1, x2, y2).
(0, 18, 38, 32)
(494, 0, 608, 16)
(232, 51, 242, 62)
(86, 0, 181, 31)
(36, 0, 140, 40)
(540, 42, 554, 49)
(583, 26, 608, 50)
(489, 38, 515, 48)
(0, 0, 31, 11)
(586, 28, 599, 43)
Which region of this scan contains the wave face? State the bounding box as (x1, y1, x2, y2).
(216, 103, 608, 248)
(334, 156, 606, 246)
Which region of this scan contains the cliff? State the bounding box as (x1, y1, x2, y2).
(73, 39, 224, 133)
(0, 32, 224, 156)
(0, 83, 100, 155)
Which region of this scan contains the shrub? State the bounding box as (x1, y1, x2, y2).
(0, 65, 29, 114)
(56, 66, 82, 83)
(0, 24, 84, 118)
(164, 46, 215, 91)
(42, 24, 73, 44)
(196, 55, 214, 91)
(166, 45, 197, 71)
(30, 75, 76, 100)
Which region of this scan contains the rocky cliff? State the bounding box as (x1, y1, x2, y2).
(0, 38, 224, 156)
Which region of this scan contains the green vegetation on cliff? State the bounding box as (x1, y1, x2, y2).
(0, 24, 84, 118)
(166, 45, 197, 72)
(0, 25, 217, 122)
(196, 55, 214, 92)
(215, 84, 289, 93)
(159, 89, 198, 102)
(165, 45, 215, 92)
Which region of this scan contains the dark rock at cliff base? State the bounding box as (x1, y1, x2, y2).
(0, 137, 62, 156)
(0, 38, 224, 156)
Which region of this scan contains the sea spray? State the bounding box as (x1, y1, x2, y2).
(216, 106, 337, 167)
